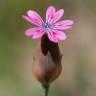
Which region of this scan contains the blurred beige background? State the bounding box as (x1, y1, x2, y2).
(0, 0, 96, 96)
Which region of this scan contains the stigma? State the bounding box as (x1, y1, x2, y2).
(42, 22, 54, 31)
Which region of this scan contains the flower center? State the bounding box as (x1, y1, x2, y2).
(42, 22, 54, 32)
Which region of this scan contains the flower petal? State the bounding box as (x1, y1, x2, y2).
(46, 6, 55, 23)
(22, 15, 36, 25)
(52, 30, 67, 40)
(27, 10, 43, 26)
(32, 28, 45, 39)
(25, 27, 45, 39)
(54, 20, 74, 30)
(50, 9, 64, 23)
(47, 31, 58, 43)
(25, 28, 34, 36)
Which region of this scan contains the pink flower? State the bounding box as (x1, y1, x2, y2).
(23, 6, 74, 43)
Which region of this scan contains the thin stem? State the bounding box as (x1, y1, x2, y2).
(42, 84, 50, 96)
(45, 85, 49, 96)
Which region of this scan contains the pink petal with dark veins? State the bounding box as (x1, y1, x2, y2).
(50, 9, 64, 23)
(25, 27, 45, 39)
(54, 20, 74, 30)
(46, 6, 55, 23)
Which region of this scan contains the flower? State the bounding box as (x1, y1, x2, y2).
(23, 6, 74, 43)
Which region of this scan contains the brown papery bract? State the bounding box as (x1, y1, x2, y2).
(32, 34, 62, 86)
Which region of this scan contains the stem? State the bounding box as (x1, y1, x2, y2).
(42, 84, 50, 96)
(45, 85, 49, 96)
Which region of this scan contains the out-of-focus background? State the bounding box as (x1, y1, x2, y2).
(0, 0, 96, 96)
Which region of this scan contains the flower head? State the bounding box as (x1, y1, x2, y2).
(23, 6, 74, 43)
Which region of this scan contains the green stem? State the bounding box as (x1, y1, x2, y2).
(43, 84, 50, 96)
